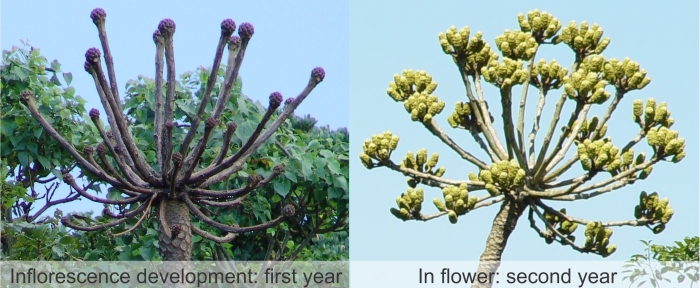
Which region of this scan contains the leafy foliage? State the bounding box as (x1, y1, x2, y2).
(622, 237, 699, 287)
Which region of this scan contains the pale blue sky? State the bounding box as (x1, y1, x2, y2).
(350, 0, 699, 261)
(1, 1, 348, 219)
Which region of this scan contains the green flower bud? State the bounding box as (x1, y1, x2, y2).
(485, 183, 499, 196)
(433, 198, 446, 212)
(652, 223, 666, 234)
(448, 210, 458, 224)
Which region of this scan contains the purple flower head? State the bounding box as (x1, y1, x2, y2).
(89, 108, 100, 118)
(85, 47, 101, 63)
(90, 8, 106, 24)
(226, 122, 237, 133)
(83, 145, 94, 155)
(96, 143, 106, 154)
(269, 91, 283, 109)
(205, 117, 218, 129)
(172, 152, 183, 163)
(238, 22, 254, 39)
(19, 90, 33, 104)
(274, 164, 285, 174)
(152, 29, 162, 44)
(228, 36, 241, 50)
(83, 61, 92, 73)
(311, 67, 325, 83)
(282, 204, 296, 217)
(158, 18, 176, 36)
(63, 173, 74, 183)
(220, 19, 236, 35)
(284, 97, 295, 106)
(247, 174, 262, 187)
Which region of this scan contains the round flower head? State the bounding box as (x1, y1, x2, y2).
(220, 18, 236, 35)
(226, 122, 237, 133)
(284, 97, 295, 106)
(247, 174, 262, 187)
(63, 173, 74, 183)
(172, 152, 183, 163)
(152, 29, 163, 44)
(85, 47, 101, 63)
(311, 67, 325, 83)
(158, 18, 176, 36)
(83, 61, 92, 73)
(89, 108, 100, 119)
(269, 91, 283, 109)
(228, 36, 241, 50)
(19, 90, 33, 105)
(96, 143, 107, 154)
(90, 8, 106, 25)
(205, 117, 218, 129)
(274, 164, 285, 174)
(83, 145, 94, 155)
(282, 204, 296, 217)
(238, 22, 254, 39)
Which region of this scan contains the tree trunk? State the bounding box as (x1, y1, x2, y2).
(471, 198, 526, 288)
(157, 198, 192, 260)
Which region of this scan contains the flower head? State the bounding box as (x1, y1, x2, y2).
(221, 18, 236, 35)
(238, 22, 254, 39)
(90, 8, 106, 25)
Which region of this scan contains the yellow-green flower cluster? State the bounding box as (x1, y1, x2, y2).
(583, 221, 616, 257)
(556, 21, 610, 56)
(447, 101, 473, 129)
(400, 148, 445, 177)
(494, 29, 538, 60)
(469, 159, 526, 196)
(562, 55, 610, 104)
(569, 116, 608, 141)
(359, 131, 400, 167)
(481, 57, 528, 89)
(576, 138, 619, 172)
(433, 183, 477, 224)
(390, 187, 424, 221)
(647, 126, 685, 162)
(542, 208, 578, 244)
(633, 98, 674, 129)
(386, 70, 445, 123)
(516, 10, 562, 41)
(634, 191, 673, 234)
(438, 26, 498, 74)
(602, 58, 651, 91)
(530, 59, 567, 89)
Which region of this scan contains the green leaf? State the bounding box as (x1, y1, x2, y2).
(33, 127, 43, 138)
(59, 236, 75, 245)
(52, 245, 65, 258)
(50, 74, 62, 86)
(327, 159, 341, 175)
(328, 187, 344, 200)
(274, 180, 291, 197)
(63, 72, 73, 85)
(307, 139, 322, 151)
(50, 59, 61, 71)
(319, 149, 334, 158)
(59, 109, 70, 119)
(37, 155, 50, 169)
(17, 151, 29, 167)
(235, 121, 254, 140)
(108, 189, 123, 200)
(64, 86, 75, 97)
(139, 246, 153, 260)
(283, 169, 297, 182)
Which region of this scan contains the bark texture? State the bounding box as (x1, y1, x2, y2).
(471, 198, 526, 288)
(157, 198, 193, 261)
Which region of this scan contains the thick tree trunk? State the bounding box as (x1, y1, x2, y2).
(471, 198, 526, 288)
(157, 198, 192, 260)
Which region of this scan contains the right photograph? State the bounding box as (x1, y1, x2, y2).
(350, 0, 698, 267)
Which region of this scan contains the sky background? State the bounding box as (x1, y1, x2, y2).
(350, 0, 699, 261)
(1, 1, 348, 219)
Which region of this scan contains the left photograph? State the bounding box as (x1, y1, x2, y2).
(1, 1, 348, 263)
